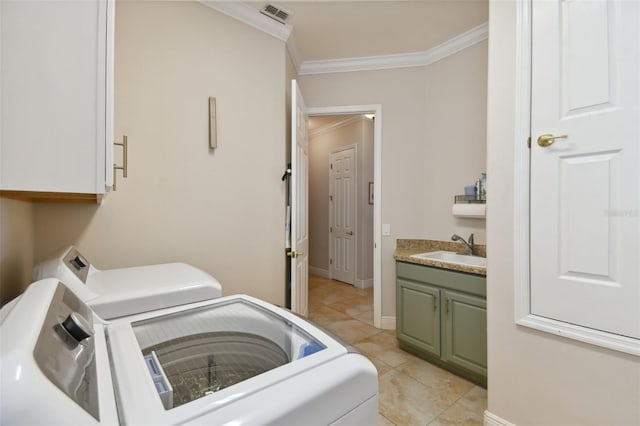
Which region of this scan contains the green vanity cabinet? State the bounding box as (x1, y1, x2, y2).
(396, 261, 487, 386)
(397, 279, 440, 356)
(442, 289, 487, 379)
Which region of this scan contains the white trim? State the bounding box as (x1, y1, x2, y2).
(354, 279, 373, 289)
(309, 115, 363, 138)
(286, 33, 303, 73)
(484, 410, 517, 426)
(513, 0, 533, 326)
(298, 22, 488, 75)
(309, 266, 329, 279)
(517, 315, 640, 355)
(381, 316, 396, 331)
(198, 3, 486, 76)
(512, 0, 640, 356)
(308, 104, 382, 330)
(199, 1, 292, 42)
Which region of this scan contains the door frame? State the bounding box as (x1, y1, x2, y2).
(308, 104, 382, 329)
(512, 0, 638, 355)
(328, 144, 358, 286)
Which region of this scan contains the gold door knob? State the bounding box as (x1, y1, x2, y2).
(287, 251, 304, 258)
(537, 133, 568, 147)
(346, 231, 354, 235)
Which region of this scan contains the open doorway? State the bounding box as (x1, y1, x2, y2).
(308, 114, 374, 287)
(307, 112, 377, 324)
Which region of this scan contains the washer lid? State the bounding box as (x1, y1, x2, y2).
(86, 263, 223, 318)
(131, 299, 325, 409)
(106, 295, 350, 425)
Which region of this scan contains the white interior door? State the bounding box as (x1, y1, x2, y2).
(530, 0, 639, 339)
(330, 146, 356, 285)
(290, 80, 309, 316)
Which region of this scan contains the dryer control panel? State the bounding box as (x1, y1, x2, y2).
(62, 247, 91, 284)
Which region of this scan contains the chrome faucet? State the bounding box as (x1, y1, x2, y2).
(452, 233, 474, 255)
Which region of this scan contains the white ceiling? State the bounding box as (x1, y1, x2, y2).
(246, 1, 488, 62)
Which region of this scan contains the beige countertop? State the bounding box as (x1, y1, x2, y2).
(394, 239, 487, 276)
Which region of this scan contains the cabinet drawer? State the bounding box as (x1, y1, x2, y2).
(396, 261, 485, 297)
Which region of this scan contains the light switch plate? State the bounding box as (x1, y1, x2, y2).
(382, 224, 391, 236)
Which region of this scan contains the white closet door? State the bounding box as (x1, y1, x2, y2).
(530, 0, 639, 339)
(330, 146, 356, 285)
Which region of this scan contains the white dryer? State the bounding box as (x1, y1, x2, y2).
(0, 279, 378, 425)
(32, 246, 222, 318)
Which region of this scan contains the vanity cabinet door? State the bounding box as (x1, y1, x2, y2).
(442, 290, 487, 377)
(396, 279, 440, 356)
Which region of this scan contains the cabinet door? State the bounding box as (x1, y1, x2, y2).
(0, 0, 113, 194)
(396, 279, 440, 356)
(442, 290, 487, 377)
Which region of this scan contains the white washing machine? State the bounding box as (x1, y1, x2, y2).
(32, 246, 222, 319)
(0, 279, 378, 425)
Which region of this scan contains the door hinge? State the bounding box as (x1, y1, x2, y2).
(527, 136, 531, 148)
(330, 258, 333, 265)
(330, 163, 333, 170)
(329, 195, 333, 201)
(330, 227, 332, 233)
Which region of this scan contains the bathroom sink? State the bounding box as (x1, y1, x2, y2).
(410, 251, 487, 268)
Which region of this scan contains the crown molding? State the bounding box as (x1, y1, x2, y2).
(298, 21, 488, 75)
(199, 1, 292, 42)
(309, 115, 366, 138)
(197, 3, 487, 76)
(286, 31, 303, 72)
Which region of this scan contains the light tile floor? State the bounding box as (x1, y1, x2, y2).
(308, 275, 487, 426)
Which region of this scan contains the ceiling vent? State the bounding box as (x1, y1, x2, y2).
(260, 3, 292, 24)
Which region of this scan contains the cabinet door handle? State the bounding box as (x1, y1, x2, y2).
(445, 298, 449, 315)
(432, 296, 437, 311)
(113, 135, 128, 191)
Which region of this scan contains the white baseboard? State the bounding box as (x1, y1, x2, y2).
(381, 316, 396, 330)
(354, 278, 373, 289)
(309, 266, 329, 279)
(484, 410, 516, 426)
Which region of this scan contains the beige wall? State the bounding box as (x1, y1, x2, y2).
(424, 42, 488, 243)
(1, 2, 487, 321)
(308, 117, 374, 284)
(0, 199, 35, 304)
(299, 41, 488, 317)
(486, 2, 640, 425)
(32, 1, 288, 305)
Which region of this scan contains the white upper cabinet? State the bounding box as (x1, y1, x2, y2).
(0, 0, 114, 200)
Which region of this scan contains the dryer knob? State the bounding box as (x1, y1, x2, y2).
(62, 312, 94, 342)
